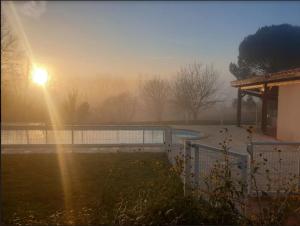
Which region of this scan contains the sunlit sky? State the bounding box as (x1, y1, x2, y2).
(6, 1, 300, 88)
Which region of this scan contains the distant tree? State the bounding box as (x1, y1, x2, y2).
(141, 77, 170, 121)
(232, 96, 257, 110)
(1, 13, 31, 122)
(245, 96, 256, 109)
(173, 63, 219, 120)
(62, 89, 92, 124)
(63, 89, 79, 123)
(1, 14, 18, 76)
(230, 24, 300, 80)
(77, 101, 90, 123)
(98, 92, 136, 123)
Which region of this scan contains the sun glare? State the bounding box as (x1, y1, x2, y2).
(32, 67, 48, 85)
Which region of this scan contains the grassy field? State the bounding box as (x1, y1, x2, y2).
(1, 152, 183, 225)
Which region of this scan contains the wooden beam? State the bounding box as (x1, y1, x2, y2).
(261, 84, 268, 134)
(243, 90, 262, 98)
(267, 79, 300, 88)
(242, 88, 277, 99)
(237, 88, 242, 127)
(231, 68, 300, 88)
(240, 84, 264, 90)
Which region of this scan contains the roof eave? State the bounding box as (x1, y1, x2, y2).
(231, 70, 300, 88)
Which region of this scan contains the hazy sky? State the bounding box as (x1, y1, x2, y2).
(6, 1, 300, 87)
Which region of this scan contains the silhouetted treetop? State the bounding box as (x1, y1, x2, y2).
(230, 24, 300, 80)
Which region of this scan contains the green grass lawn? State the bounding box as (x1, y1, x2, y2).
(1, 152, 183, 225)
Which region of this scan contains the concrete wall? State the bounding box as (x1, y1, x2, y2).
(277, 83, 300, 141)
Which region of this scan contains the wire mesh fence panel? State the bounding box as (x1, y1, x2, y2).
(73, 130, 84, 144)
(1, 127, 167, 147)
(46, 130, 72, 144)
(84, 130, 118, 144)
(153, 130, 164, 143)
(166, 138, 185, 184)
(171, 133, 181, 145)
(166, 139, 247, 196)
(1, 130, 47, 144)
(166, 138, 299, 195)
(1, 130, 27, 144)
(252, 144, 300, 193)
(168, 145, 184, 167)
(0, 131, 8, 144)
(118, 130, 143, 144)
(28, 130, 47, 144)
(72, 129, 164, 144)
(197, 148, 246, 193)
(144, 130, 164, 144)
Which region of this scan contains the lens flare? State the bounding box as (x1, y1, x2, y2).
(5, 1, 75, 216)
(32, 67, 48, 85)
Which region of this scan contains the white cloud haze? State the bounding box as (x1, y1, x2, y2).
(21, 1, 47, 19)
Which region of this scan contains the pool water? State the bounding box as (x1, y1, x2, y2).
(172, 129, 202, 144)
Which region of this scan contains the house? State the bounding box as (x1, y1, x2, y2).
(231, 68, 300, 142)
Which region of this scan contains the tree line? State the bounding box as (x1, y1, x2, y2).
(1, 13, 222, 124)
(3, 63, 220, 124)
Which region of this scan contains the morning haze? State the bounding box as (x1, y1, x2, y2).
(2, 1, 300, 123)
(2, 1, 300, 225)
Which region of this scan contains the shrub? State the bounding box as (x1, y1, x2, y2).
(113, 127, 300, 226)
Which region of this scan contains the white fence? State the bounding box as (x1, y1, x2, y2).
(1, 125, 172, 151)
(168, 139, 248, 196)
(2, 125, 299, 194)
(247, 141, 300, 194)
(168, 139, 300, 196)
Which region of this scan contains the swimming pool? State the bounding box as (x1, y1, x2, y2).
(172, 129, 202, 144)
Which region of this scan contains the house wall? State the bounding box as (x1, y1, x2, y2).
(277, 83, 300, 141)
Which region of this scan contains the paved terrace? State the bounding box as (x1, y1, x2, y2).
(171, 125, 287, 154)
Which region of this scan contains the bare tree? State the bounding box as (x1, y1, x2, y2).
(98, 92, 136, 123)
(77, 102, 90, 123)
(172, 63, 219, 120)
(63, 88, 79, 124)
(1, 14, 17, 74)
(1, 13, 30, 122)
(62, 89, 92, 124)
(141, 77, 170, 121)
(1, 12, 25, 81)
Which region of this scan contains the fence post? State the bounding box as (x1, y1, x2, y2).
(194, 145, 200, 196)
(71, 126, 74, 145)
(116, 130, 119, 143)
(241, 154, 249, 194)
(71, 126, 75, 153)
(142, 129, 145, 144)
(26, 129, 29, 144)
(45, 128, 48, 144)
(184, 140, 192, 196)
(164, 127, 172, 152)
(246, 143, 253, 195)
(298, 149, 300, 192)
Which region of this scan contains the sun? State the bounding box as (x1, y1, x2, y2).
(32, 67, 48, 85)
